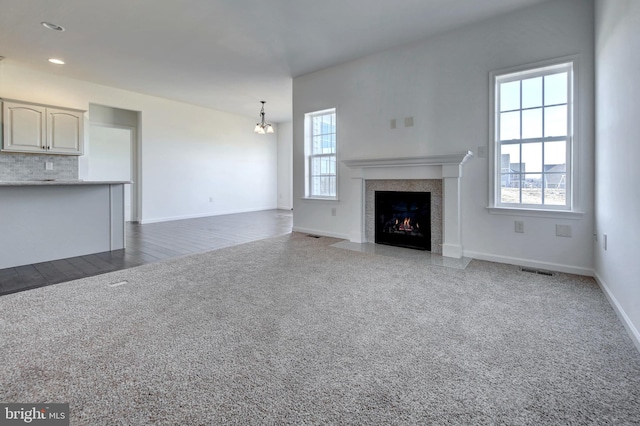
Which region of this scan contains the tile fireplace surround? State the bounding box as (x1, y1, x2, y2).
(343, 151, 473, 259)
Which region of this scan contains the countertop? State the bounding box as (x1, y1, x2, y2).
(0, 180, 132, 186)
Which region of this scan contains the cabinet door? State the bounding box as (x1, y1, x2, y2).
(46, 108, 84, 155)
(2, 102, 47, 152)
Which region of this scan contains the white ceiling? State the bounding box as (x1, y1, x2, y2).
(0, 0, 548, 123)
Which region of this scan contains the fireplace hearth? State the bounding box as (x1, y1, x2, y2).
(375, 191, 431, 251)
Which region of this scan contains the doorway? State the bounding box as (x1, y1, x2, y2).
(87, 124, 136, 221)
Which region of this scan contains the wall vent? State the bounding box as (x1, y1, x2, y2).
(307, 234, 322, 239)
(520, 267, 555, 277)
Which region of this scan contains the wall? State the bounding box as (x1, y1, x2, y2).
(292, 0, 595, 274)
(0, 61, 278, 223)
(594, 0, 640, 350)
(277, 121, 293, 210)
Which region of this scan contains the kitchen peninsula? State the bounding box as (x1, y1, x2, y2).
(0, 180, 129, 269)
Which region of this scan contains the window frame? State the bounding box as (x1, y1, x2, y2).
(488, 56, 580, 214)
(304, 108, 338, 200)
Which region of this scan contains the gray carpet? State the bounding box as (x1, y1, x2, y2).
(1, 233, 639, 425)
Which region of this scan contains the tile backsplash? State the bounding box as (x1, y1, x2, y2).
(0, 152, 78, 181)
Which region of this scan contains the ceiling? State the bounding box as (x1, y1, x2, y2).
(0, 0, 548, 123)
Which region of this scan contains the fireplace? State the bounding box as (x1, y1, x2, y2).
(343, 152, 473, 259)
(375, 191, 431, 251)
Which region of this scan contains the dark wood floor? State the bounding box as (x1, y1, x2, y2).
(0, 209, 293, 296)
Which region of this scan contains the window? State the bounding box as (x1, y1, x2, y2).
(305, 108, 337, 199)
(492, 61, 574, 210)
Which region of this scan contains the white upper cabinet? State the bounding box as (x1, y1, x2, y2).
(2, 100, 85, 155)
(2, 102, 46, 153)
(47, 108, 84, 154)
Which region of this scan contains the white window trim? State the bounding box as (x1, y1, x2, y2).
(488, 55, 583, 217)
(303, 107, 338, 201)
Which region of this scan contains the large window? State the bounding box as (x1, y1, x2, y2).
(305, 108, 337, 199)
(493, 61, 573, 210)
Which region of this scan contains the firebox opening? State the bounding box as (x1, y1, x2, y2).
(375, 191, 431, 251)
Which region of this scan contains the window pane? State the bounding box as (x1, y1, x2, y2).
(321, 134, 336, 154)
(501, 184, 520, 204)
(500, 81, 520, 111)
(522, 142, 542, 173)
(521, 174, 543, 205)
(312, 136, 322, 154)
(501, 144, 520, 170)
(311, 177, 321, 196)
(311, 176, 336, 197)
(311, 157, 321, 174)
(522, 108, 542, 139)
(543, 174, 566, 205)
(544, 72, 567, 106)
(320, 156, 336, 174)
(312, 116, 322, 135)
(500, 111, 520, 140)
(522, 77, 542, 109)
(544, 141, 566, 169)
(321, 114, 335, 134)
(544, 105, 567, 137)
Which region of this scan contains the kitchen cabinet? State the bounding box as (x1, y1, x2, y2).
(0, 180, 129, 269)
(1, 99, 85, 155)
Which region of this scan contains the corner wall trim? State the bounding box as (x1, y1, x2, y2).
(291, 226, 349, 240)
(463, 250, 593, 276)
(593, 271, 640, 354)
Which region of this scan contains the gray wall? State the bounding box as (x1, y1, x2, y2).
(594, 0, 640, 350)
(292, 0, 595, 274)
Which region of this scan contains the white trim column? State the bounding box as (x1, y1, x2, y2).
(349, 177, 366, 243)
(442, 163, 463, 258)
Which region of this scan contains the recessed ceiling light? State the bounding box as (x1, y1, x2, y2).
(48, 58, 65, 65)
(41, 21, 65, 31)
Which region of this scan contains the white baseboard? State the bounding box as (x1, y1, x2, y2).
(140, 206, 278, 224)
(292, 226, 349, 240)
(463, 250, 593, 276)
(593, 271, 640, 354)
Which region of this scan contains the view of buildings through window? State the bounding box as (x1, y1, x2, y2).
(495, 62, 572, 208)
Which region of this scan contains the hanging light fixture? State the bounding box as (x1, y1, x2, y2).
(254, 101, 274, 134)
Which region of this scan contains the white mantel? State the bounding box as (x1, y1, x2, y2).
(343, 151, 473, 259)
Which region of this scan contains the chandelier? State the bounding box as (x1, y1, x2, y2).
(253, 101, 274, 134)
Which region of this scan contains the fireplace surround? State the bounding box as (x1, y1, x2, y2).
(343, 152, 473, 258)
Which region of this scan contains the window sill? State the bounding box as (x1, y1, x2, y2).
(302, 197, 339, 202)
(487, 207, 584, 220)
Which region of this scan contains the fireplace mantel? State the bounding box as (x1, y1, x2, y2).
(343, 151, 473, 259)
(343, 152, 473, 169)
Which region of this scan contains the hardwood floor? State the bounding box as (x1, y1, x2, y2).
(0, 209, 293, 296)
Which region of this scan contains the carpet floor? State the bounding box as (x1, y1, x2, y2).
(1, 233, 639, 425)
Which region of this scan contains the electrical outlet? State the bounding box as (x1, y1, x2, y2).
(331, 207, 337, 217)
(603, 234, 608, 251)
(390, 119, 397, 129)
(404, 117, 414, 127)
(209, 197, 213, 203)
(45, 162, 53, 170)
(515, 221, 524, 233)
